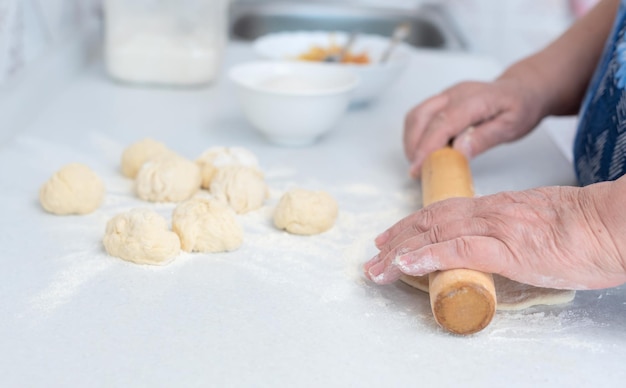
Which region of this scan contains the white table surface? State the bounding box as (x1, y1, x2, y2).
(1, 43, 625, 387)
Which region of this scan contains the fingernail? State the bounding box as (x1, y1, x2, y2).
(363, 253, 381, 272)
(410, 151, 423, 177)
(409, 162, 421, 179)
(374, 231, 389, 247)
(455, 128, 474, 158)
(367, 260, 386, 279)
(368, 263, 402, 284)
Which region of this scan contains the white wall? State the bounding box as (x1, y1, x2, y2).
(439, 0, 578, 66)
(0, 0, 99, 86)
(0, 0, 584, 86)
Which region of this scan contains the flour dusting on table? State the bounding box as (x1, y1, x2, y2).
(16, 136, 608, 344)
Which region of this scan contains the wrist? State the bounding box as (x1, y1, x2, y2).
(585, 176, 626, 266)
(496, 58, 551, 122)
(605, 176, 626, 260)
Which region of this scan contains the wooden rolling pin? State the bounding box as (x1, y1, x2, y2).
(421, 147, 496, 335)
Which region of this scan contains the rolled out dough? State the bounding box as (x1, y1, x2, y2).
(400, 274, 575, 311)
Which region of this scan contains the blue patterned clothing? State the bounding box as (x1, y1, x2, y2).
(574, 0, 626, 185)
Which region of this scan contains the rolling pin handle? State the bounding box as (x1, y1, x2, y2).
(421, 147, 497, 335)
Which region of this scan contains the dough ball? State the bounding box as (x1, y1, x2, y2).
(172, 197, 243, 252)
(209, 166, 268, 214)
(273, 189, 338, 235)
(39, 163, 105, 215)
(135, 154, 202, 202)
(121, 138, 171, 178)
(103, 208, 180, 265)
(196, 146, 259, 189)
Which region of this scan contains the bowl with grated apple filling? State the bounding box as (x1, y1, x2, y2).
(253, 31, 412, 105)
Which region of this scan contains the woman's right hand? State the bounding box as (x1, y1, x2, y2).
(404, 75, 546, 177)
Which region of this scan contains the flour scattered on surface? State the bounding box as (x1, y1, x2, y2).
(28, 249, 113, 316)
(480, 309, 606, 352)
(338, 183, 383, 196)
(18, 138, 612, 346)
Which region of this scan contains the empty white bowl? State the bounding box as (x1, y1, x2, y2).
(253, 31, 412, 105)
(229, 61, 359, 146)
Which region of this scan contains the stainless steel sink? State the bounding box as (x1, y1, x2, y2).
(229, 1, 466, 51)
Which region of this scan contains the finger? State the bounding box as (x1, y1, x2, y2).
(365, 256, 403, 284)
(380, 201, 478, 251)
(394, 236, 509, 277)
(374, 197, 476, 249)
(377, 216, 491, 267)
(369, 217, 501, 284)
(362, 252, 385, 273)
(403, 93, 449, 162)
(452, 117, 521, 159)
(409, 96, 500, 177)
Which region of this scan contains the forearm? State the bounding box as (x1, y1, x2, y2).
(499, 0, 620, 117)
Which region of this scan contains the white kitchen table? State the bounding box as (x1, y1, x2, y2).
(1, 42, 625, 387)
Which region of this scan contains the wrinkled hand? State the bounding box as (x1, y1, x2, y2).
(404, 78, 545, 178)
(363, 182, 626, 290)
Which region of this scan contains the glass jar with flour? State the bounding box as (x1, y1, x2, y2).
(104, 0, 228, 87)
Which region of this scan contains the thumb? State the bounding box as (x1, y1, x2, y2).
(452, 120, 518, 160)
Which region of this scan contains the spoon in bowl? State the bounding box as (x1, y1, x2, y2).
(325, 31, 358, 63)
(379, 23, 411, 63)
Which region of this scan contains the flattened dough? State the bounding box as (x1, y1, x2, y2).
(400, 274, 575, 311)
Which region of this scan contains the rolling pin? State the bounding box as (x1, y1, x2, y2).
(420, 147, 496, 335)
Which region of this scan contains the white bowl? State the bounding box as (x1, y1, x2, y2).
(253, 31, 412, 105)
(229, 61, 359, 146)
